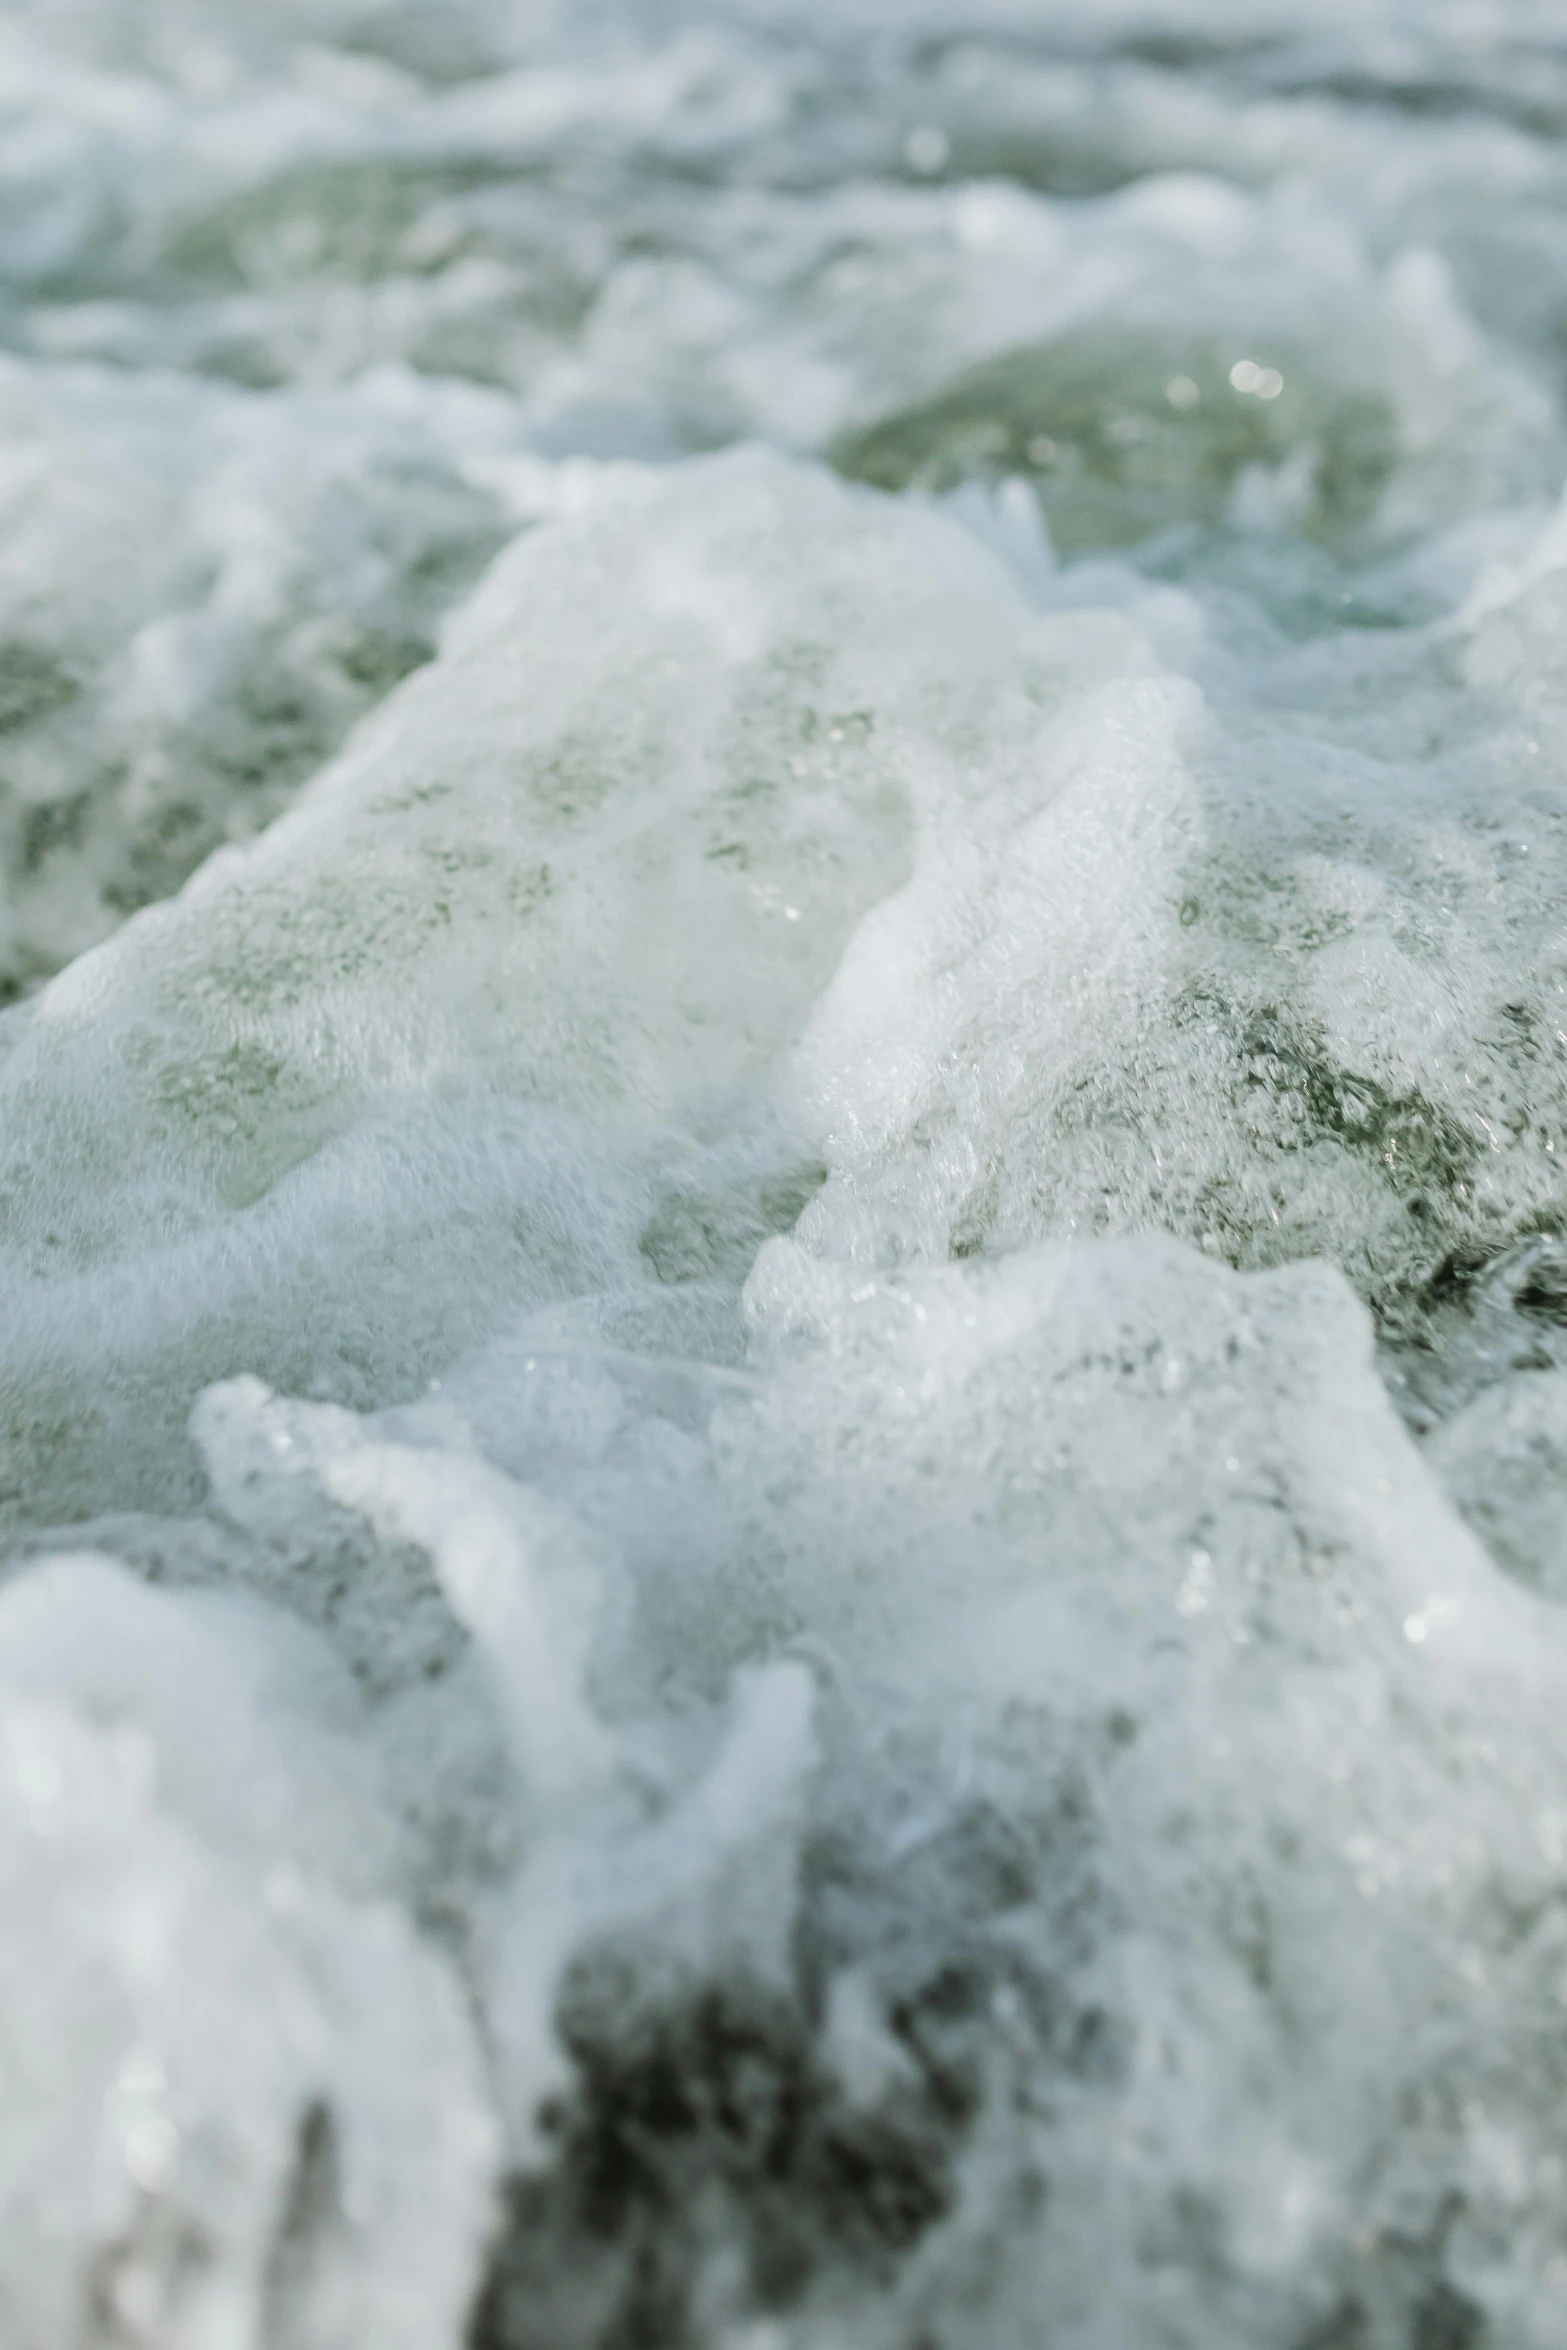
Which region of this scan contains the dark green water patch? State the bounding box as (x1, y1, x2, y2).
(832, 327, 1398, 557)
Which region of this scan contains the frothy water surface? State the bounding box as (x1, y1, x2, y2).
(7, 5, 1567, 2345)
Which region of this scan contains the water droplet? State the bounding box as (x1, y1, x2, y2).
(904, 125, 950, 175)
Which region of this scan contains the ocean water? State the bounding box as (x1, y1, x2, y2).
(8, 3, 1567, 2344)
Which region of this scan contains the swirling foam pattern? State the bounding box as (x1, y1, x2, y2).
(6, 4, 1567, 2345)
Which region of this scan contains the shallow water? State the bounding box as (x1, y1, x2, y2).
(7, 4, 1567, 2345)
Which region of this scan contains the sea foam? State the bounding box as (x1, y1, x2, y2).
(7, 4, 1567, 2345)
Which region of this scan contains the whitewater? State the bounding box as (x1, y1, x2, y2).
(7, 2, 1567, 2343)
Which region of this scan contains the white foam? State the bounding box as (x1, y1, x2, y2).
(7, 3, 1567, 2341)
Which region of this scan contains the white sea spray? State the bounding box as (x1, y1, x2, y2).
(6, 4, 1567, 2346)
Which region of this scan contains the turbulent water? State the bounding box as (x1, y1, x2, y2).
(13, 2, 1567, 2344)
